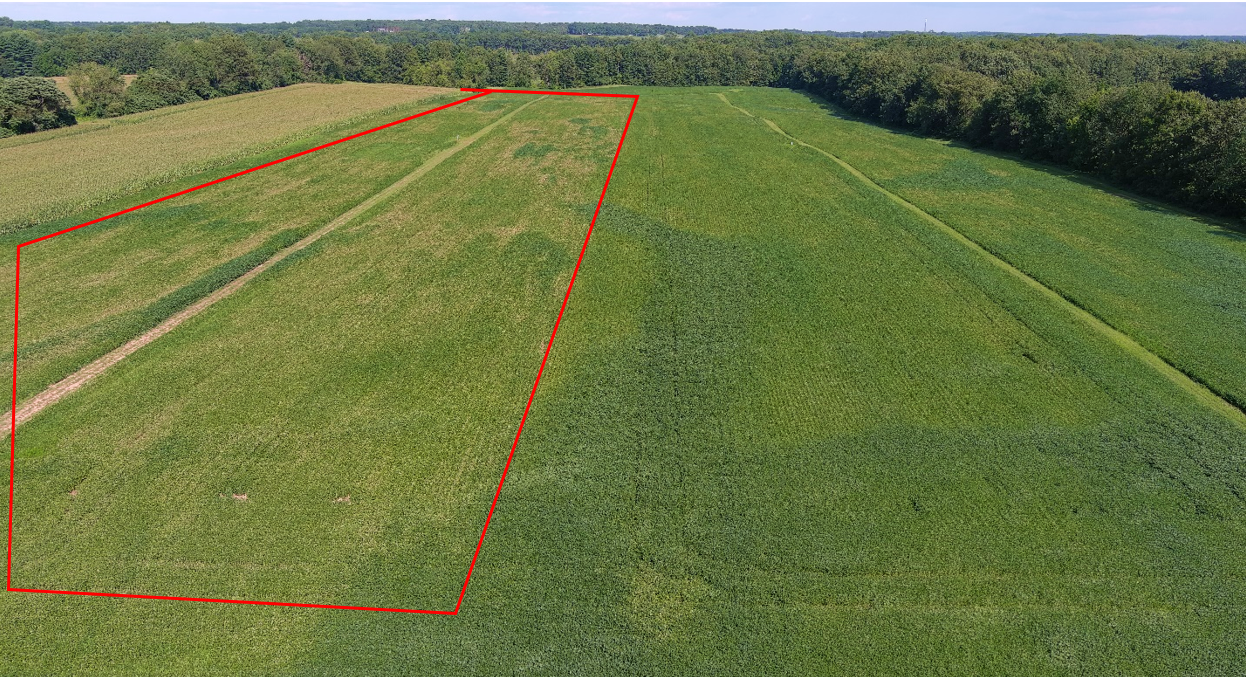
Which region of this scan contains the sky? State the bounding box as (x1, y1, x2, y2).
(0, 2, 1243, 36)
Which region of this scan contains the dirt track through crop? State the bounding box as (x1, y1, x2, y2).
(7, 95, 543, 429)
(717, 93, 1246, 430)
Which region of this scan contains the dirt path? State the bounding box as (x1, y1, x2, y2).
(8, 95, 543, 430)
(718, 93, 1246, 430)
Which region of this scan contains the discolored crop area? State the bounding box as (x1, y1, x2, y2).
(2, 86, 1245, 675)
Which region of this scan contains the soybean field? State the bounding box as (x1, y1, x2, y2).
(2, 85, 1245, 675)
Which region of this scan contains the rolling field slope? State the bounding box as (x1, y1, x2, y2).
(3, 86, 1245, 674)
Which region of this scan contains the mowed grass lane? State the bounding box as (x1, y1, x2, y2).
(5, 94, 525, 404)
(0, 82, 450, 233)
(297, 87, 1246, 674)
(5, 94, 627, 671)
(737, 87, 1246, 414)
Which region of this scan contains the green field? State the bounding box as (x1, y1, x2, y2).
(739, 88, 1246, 412)
(4, 90, 519, 402)
(0, 82, 448, 233)
(3, 86, 1246, 675)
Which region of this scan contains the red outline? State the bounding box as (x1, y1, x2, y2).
(6, 87, 639, 615)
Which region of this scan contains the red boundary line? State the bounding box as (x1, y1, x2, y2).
(452, 89, 638, 613)
(5, 87, 639, 615)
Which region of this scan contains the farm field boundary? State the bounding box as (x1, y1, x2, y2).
(0, 84, 452, 234)
(5, 95, 543, 429)
(6, 88, 640, 615)
(717, 93, 1246, 430)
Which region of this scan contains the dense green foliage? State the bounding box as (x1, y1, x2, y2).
(119, 68, 200, 112)
(3, 86, 1246, 674)
(0, 74, 73, 136)
(792, 36, 1246, 216)
(66, 60, 125, 115)
(67, 61, 198, 115)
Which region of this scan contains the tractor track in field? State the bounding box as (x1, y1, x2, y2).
(717, 92, 1246, 429)
(7, 95, 544, 430)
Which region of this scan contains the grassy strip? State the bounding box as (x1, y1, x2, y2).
(15, 227, 310, 402)
(134, 227, 308, 328)
(722, 93, 1246, 431)
(739, 87, 1246, 421)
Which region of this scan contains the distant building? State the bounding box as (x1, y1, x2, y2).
(374, 26, 401, 33)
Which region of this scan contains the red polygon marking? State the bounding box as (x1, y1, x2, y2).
(6, 87, 640, 615)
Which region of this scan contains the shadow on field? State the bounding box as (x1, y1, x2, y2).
(1208, 227, 1246, 242)
(793, 91, 1246, 242)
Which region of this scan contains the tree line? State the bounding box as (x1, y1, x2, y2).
(1, 20, 1243, 217)
(792, 35, 1246, 216)
(0, 75, 73, 137)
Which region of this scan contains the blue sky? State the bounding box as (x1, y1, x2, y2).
(0, 3, 1243, 36)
